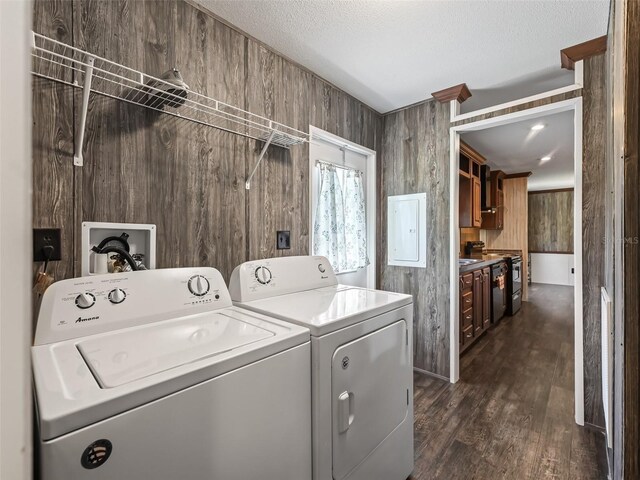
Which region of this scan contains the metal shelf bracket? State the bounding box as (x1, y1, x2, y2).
(245, 130, 276, 190)
(74, 56, 95, 167)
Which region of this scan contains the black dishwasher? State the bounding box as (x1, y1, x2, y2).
(491, 262, 507, 323)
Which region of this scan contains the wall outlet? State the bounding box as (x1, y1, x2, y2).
(33, 228, 62, 262)
(277, 230, 291, 250)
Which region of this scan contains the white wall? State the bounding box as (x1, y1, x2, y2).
(0, 2, 33, 479)
(530, 253, 575, 286)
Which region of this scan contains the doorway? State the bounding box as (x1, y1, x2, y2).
(448, 97, 585, 425)
(308, 126, 376, 288)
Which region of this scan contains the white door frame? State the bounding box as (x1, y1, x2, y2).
(448, 96, 585, 426)
(1, 1, 34, 478)
(308, 126, 377, 289)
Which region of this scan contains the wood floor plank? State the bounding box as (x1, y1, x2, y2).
(411, 283, 607, 480)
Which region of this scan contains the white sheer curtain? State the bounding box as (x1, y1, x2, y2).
(343, 169, 368, 270)
(313, 163, 367, 273)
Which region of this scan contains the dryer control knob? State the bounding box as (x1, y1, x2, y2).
(75, 292, 96, 309)
(108, 288, 126, 304)
(188, 275, 210, 296)
(255, 266, 272, 285)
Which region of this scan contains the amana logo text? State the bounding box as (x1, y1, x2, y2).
(76, 316, 99, 323)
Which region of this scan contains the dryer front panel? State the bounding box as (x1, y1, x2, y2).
(331, 320, 410, 480)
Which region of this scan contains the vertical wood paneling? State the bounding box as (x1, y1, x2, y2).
(32, 0, 381, 287)
(620, 0, 640, 474)
(528, 190, 574, 253)
(481, 177, 529, 300)
(32, 0, 75, 311)
(245, 42, 311, 260)
(582, 54, 607, 428)
(380, 99, 451, 377)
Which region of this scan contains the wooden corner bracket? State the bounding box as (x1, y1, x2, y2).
(561, 35, 607, 70)
(432, 83, 472, 104)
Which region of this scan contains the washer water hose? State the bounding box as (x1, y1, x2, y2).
(91, 232, 139, 272)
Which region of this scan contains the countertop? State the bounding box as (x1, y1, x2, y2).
(458, 254, 506, 274)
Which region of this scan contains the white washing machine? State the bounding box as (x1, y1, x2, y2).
(229, 256, 414, 480)
(32, 267, 312, 480)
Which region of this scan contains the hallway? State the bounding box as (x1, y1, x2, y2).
(410, 283, 608, 479)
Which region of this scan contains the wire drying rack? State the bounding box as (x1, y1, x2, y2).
(31, 32, 309, 188)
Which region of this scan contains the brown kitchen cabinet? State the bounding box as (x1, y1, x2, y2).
(459, 265, 492, 353)
(481, 170, 505, 230)
(459, 142, 484, 228)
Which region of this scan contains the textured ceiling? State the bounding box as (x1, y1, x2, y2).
(461, 110, 575, 191)
(196, 0, 610, 113)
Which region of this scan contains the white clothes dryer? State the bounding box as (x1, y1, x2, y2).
(229, 256, 414, 480)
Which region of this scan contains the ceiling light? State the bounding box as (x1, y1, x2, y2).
(531, 124, 545, 131)
(540, 156, 551, 162)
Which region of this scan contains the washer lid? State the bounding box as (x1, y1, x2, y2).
(77, 312, 274, 388)
(236, 285, 412, 336)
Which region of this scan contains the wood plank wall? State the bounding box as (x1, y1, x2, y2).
(582, 54, 607, 428)
(31, 0, 382, 292)
(620, 0, 640, 475)
(380, 100, 451, 378)
(481, 177, 529, 301)
(528, 189, 574, 253)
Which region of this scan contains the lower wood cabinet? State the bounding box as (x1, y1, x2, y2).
(460, 266, 491, 353)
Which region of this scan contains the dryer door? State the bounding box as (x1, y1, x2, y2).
(331, 319, 410, 480)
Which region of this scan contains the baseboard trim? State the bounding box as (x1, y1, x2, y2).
(413, 367, 449, 382)
(584, 421, 606, 434)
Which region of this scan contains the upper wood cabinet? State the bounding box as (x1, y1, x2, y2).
(481, 170, 505, 230)
(459, 142, 484, 228)
(472, 177, 482, 226)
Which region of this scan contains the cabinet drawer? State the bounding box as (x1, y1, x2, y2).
(461, 308, 473, 328)
(461, 325, 473, 345)
(461, 273, 473, 290)
(461, 292, 473, 311)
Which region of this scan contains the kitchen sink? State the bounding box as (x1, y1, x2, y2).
(458, 259, 481, 266)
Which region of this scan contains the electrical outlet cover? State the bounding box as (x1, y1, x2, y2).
(277, 230, 291, 250)
(33, 228, 62, 262)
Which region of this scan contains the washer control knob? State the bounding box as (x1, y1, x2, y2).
(75, 292, 96, 309)
(188, 275, 210, 296)
(318, 263, 326, 273)
(108, 288, 126, 304)
(255, 266, 272, 285)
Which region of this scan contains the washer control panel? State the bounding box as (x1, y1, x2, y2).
(229, 255, 337, 302)
(35, 267, 232, 345)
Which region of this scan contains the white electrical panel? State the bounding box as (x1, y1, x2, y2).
(387, 193, 426, 268)
(81, 222, 156, 276)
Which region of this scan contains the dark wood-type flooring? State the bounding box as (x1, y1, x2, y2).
(410, 283, 608, 479)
